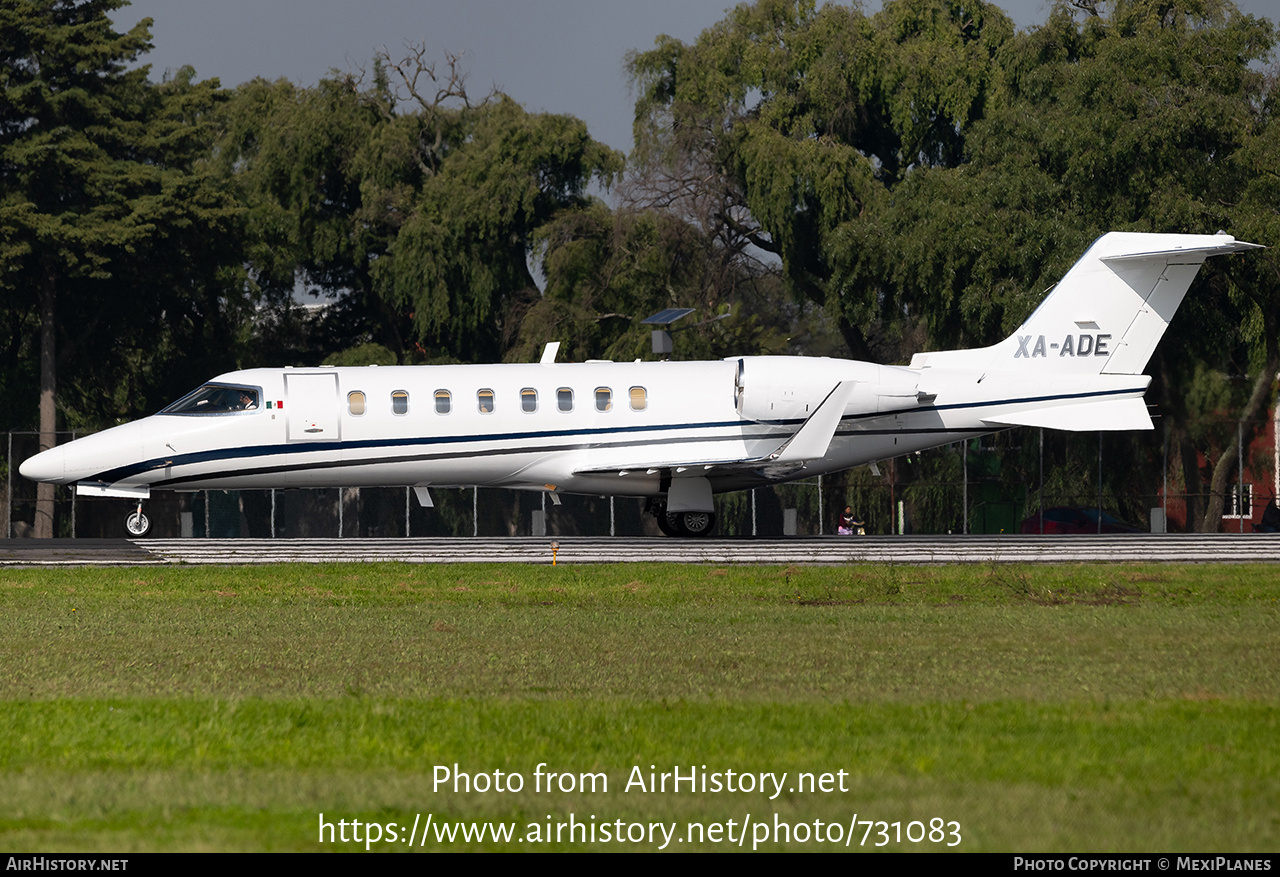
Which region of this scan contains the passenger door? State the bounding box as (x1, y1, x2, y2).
(284, 372, 340, 442)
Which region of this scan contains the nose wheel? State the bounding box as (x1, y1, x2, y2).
(125, 502, 151, 537)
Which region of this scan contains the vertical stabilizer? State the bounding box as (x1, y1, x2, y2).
(1006, 232, 1261, 376)
(910, 232, 1262, 375)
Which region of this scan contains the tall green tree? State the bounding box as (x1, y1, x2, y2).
(1, 0, 245, 536)
(220, 52, 623, 366)
(629, 0, 1015, 361)
(935, 0, 1277, 530)
(632, 0, 1276, 531)
(510, 201, 796, 364)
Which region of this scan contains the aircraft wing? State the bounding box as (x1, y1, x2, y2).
(572, 381, 854, 476)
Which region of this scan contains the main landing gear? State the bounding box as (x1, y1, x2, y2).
(125, 500, 150, 537)
(649, 500, 716, 537)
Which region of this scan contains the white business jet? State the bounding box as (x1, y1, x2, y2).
(20, 232, 1262, 537)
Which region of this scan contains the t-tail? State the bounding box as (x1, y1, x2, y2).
(910, 232, 1263, 431)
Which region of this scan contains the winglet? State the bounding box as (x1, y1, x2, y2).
(540, 342, 561, 364)
(771, 381, 855, 464)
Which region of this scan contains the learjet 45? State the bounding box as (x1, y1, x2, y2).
(20, 232, 1262, 536)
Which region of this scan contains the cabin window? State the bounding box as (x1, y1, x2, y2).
(595, 387, 612, 412)
(557, 388, 573, 412)
(434, 390, 451, 414)
(629, 386, 647, 411)
(347, 391, 366, 416)
(160, 384, 261, 415)
(391, 390, 409, 415)
(477, 388, 495, 413)
(521, 388, 538, 413)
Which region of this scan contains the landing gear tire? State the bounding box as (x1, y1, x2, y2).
(674, 510, 715, 537)
(649, 498, 716, 537)
(656, 511, 680, 537)
(125, 506, 150, 537)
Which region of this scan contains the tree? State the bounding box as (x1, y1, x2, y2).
(508, 200, 797, 364)
(629, 0, 1015, 361)
(843, 0, 1277, 530)
(966, 0, 1276, 530)
(1195, 60, 1280, 529)
(631, 0, 1276, 531)
(220, 51, 624, 367)
(1, 0, 245, 537)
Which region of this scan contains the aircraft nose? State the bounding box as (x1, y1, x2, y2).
(19, 445, 66, 484)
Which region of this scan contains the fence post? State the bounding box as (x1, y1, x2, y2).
(818, 474, 823, 536)
(1238, 420, 1244, 534)
(5, 431, 11, 539)
(1097, 433, 1103, 534)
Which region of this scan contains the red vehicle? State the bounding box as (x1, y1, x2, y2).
(1021, 507, 1143, 534)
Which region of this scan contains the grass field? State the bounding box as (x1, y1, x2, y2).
(1, 562, 1277, 851)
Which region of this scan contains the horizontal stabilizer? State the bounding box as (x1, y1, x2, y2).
(982, 397, 1153, 431)
(1100, 239, 1264, 263)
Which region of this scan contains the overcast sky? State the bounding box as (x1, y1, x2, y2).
(112, 0, 1277, 155)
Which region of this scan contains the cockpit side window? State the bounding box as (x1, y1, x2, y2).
(160, 384, 260, 415)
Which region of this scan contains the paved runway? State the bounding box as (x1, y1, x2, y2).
(3, 534, 1280, 566)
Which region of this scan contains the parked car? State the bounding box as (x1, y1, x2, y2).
(1020, 506, 1144, 534)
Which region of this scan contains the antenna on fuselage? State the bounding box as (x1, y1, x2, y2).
(540, 342, 561, 364)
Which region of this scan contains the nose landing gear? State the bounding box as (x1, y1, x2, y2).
(125, 501, 150, 537)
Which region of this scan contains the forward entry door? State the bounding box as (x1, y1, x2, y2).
(284, 372, 340, 442)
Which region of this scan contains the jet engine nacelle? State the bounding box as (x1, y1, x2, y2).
(734, 356, 921, 422)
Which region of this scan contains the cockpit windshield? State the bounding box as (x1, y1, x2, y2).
(160, 384, 260, 415)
